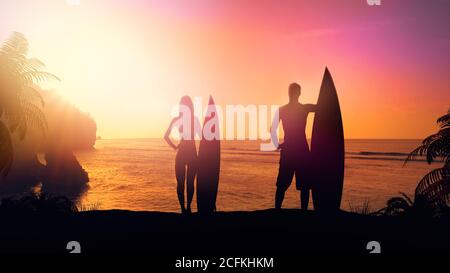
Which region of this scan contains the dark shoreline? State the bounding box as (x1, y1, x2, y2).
(0, 209, 449, 253)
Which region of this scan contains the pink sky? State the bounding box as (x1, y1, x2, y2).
(0, 0, 449, 138)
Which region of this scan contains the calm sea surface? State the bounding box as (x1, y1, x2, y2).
(75, 139, 435, 212)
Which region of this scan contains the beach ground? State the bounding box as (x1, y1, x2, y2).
(0, 209, 449, 253)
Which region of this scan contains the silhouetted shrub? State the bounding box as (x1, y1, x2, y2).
(0, 192, 78, 215)
(377, 192, 450, 218)
(348, 200, 373, 215)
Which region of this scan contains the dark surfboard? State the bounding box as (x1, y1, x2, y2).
(311, 67, 345, 212)
(196, 96, 221, 214)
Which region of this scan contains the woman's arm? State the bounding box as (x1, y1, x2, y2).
(164, 117, 180, 150)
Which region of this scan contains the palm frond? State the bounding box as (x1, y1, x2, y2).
(404, 130, 449, 165)
(20, 71, 60, 84)
(404, 145, 428, 165)
(0, 121, 13, 178)
(0, 32, 28, 56)
(3, 99, 27, 139)
(418, 178, 450, 208)
(20, 100, 48, 136)
(437, 109, 450, 128)
(399, 192, 414, 206)
(11, 115, 27, 140)
(415, 167, 450, 196)
(20, 86, 45, 107)
(424, 133, 449, 163)
(0, 55, 25, 77)
(21, 58, 46, 73)
(0, 33, 28, 75)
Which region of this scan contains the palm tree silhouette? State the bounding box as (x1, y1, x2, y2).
(381, 109, 450, 217)
(0, 32, 59, 177)
(407, 109, 450, 207)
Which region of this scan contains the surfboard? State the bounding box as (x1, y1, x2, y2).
(196, 96, 221, 214)
(310, 67, 345, 212)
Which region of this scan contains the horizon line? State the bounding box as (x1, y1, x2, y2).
(96, 137, 424, 141)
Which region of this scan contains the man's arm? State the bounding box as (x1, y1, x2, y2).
(304, 103, 318, 113)
(270, 108, 281, 149)
(260, 107, 281, 152)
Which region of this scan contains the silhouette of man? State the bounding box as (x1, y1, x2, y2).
(271, 83, 316, 210)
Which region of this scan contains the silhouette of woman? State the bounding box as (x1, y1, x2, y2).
(164, 96, 200, 214)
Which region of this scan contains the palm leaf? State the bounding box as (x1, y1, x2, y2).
(20, 71, 60, 84)
(415, 166, 450, 195)
(0, 121, 13, 178)
(3, 98, 27, 138)
(418, 178, 450, 207)
(437, 109, 450, 128)
(404, 145, 428, 165)
(415, 161, 450, 207)
(21, 58, 46, 74)
(20, 100, 48, 136)
(399, 192, 414, 206)
(405, 130, 449, 165)
(20, 86, 45, 107)
(0, 32, 28, 56)
(0, 32, 28, 75)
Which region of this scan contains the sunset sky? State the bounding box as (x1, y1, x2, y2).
(1, 0, 449, 139)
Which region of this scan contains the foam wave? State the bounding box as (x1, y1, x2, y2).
(354, 151, 410, 157)
(346, 156, 425, 162)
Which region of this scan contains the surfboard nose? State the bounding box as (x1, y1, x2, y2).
(208, 95, 215, 105)
(324, 67, 332, 79)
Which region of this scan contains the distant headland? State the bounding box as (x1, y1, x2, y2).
(41, 89, 97, 151)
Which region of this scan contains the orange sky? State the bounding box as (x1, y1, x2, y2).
(1, 0, 449, 139)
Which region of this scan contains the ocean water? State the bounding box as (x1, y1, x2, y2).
(75, 139, 435, 212)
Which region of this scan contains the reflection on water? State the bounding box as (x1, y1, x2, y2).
(75, 139, 435, 212)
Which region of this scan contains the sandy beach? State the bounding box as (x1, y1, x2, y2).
(1, 209, 449, 253)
